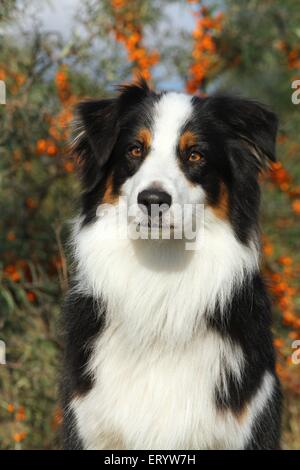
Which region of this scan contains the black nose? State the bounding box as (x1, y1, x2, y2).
(137, 189, 172, 215)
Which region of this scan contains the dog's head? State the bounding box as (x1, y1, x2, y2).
(73, 79, 277, 244)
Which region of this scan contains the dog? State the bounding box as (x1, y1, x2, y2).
(62, 79, 282, 450)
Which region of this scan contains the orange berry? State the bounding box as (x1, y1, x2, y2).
(64, 161, 75, 173)
(26, 291, 36, 303)
(274, 338, 284, 349)
(7, 403, 14, 413)
(26, 197, 38, 209)
(278, 256, 293, 266)
(283, 311, 295, 323)
(271, 162, 282, 171)
(16, 74, 26, 86)
(12, 272, 21, 282)
(288, 331, 299, 340)
(47, 143, 58, 156)
(4, 266, 21, 282)
(36, 139, 47, 154)
(13, 432, 27, 443)
(279, 182, 289, 192)
(292, 199, 300, 215)
(263, 243, 273, 256)
(112, 0, 125, 8)
(6, 231, 16, 241)
(16, 406, 26, 421)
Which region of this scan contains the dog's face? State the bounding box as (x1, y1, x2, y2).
(74, 80, 277, 244)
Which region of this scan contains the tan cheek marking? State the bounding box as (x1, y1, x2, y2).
(102, 175, 119, 204)
(137, 127, 152, 150)
(179, 130, 198, 153)
(217, 403, 249, 425)
(210, 182, 229, 220)
(235, 404, 249, 424)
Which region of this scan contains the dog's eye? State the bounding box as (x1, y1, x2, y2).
(188, 151, 202, 162)
(128, 144, 143, 158)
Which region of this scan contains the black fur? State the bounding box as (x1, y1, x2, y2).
(208, 275, 282, 448)
(61, 293, 106, 448)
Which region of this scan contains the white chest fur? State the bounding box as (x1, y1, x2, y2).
(70, 209, 273, 449)
(71, 325, 274, 450)
(73, 208, 259, 347)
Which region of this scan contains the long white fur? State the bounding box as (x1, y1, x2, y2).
(71, 330, 274, 449)
(70, 92, 273, 449)
(73, 208, 258, 347)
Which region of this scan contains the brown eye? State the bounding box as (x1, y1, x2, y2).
(188, 151, 202, 162)
(128, 144, 143, 158)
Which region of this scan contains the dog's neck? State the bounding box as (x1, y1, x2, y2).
(73, 208, 259, 348)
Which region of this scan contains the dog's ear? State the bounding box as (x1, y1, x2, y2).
(72, 98, 119, 189)
(72, 79, 152, 189)
(206, 96, 278, 239)
(210, 95, 278, 169)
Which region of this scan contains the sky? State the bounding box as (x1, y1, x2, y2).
(35, 0, 196, 90)
(38, 0, 80, 35)
(38, 0, 195, 37)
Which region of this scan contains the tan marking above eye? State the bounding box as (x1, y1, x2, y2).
(179, 130, 198, 153)
(128, 128, 152, 158)
(137, 128, 152, 149)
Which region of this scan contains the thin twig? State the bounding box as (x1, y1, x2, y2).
(54, 223, 69, 293)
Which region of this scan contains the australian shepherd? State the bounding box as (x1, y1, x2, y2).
(62, 79, 282, 450)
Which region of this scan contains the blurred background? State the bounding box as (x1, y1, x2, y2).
(0, 0, 299, 450)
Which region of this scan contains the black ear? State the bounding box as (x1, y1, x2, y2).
(206, 96, 278, 242)
(117, 77, 152, 107)
(210, 95, 278, 167)
(72, 78, 152, 189)
(72, 98, 119, 189)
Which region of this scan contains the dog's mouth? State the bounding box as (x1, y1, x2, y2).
(130, 216, 176, 239)
(139, 217, 175, 231)
(127, 213, 201, 242)
(127, 210, 175, 230)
